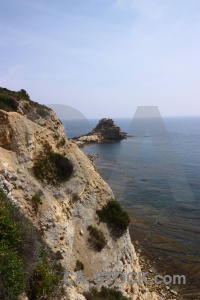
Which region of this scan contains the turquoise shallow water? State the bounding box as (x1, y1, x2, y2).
(64, 117, 200, 299)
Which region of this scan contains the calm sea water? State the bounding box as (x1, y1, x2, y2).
(63, 117, 200, 299)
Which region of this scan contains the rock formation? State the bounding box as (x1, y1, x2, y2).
(92, 118, 127, 139)
(74, 118, 127, 146)
(0, 88, 160, 299)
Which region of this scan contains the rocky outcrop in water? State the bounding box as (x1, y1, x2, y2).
(74, 118, 127, 146)
(92, 118, 127, 139)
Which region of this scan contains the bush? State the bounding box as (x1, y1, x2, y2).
(33, 151, 73, 185)
(0, 95, 18, 112)
(0, 189, 64, 299)
(36, 106, 49, 118)
(31, 194, 43, 213)
(28, 248, 62, 300)
(84, 286, 129, 300)
(87, 225, 107, 251)
(32, 194, 42, 203)
(96, 200, 130, 231)
(0, 87, 53, 123)
(74, 260, 84, 271)
(0, 189, 25, 299)
(0, 245, 25, 299)
(19, 89, 30, 100)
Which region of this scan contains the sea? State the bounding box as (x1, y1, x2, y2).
(63, 116, 200, 299)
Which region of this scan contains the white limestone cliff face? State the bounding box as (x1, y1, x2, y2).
(0, 108, 158, 300)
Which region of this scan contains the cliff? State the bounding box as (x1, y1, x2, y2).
(0, 88, 159, 299)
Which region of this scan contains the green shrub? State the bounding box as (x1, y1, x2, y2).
(0, 87, 53, 123)
(0, 244, 25, 299)
(33, 151, 73, 185)
(32, 194, 42, 204)
(36, 106, 49, 118)
(31, 194, 43, 213)
(0, 87, 28, 102)
(96, 200, 130, 231)
(19, 89, 30, 100)
(87, 225, 107, 251)
(0, 95, 18, 112)
(0, 189, 64, 299)
(74, 260, 84, 272)
(0, 189, 25, 299)
(84, 286, 129, 300)
(28, 248, 62, 300)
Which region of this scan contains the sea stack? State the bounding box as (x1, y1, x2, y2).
(92, 118, 127, 139)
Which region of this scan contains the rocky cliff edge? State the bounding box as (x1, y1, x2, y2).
(0, 91, 159, 299)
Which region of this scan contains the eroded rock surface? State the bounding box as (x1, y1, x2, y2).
(0, 101, 159, 299)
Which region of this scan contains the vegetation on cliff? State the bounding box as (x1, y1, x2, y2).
(0, 87, 51, 119)
(87, 225, 107, 251)
(33, 151, 73, 185)
(0, 190, 24, 298)
(0, 93, 18, 112)
(84, 286, 129, 300)
(0, 189, 64, 300)
(74, 260, 84, 272)
(97, 199, 130, 231)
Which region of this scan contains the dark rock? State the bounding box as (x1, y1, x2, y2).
(92, 118, 127, 139)
(2, 179, 12, 192)
(8, 172, 18, 181)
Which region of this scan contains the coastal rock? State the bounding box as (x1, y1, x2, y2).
(78, 134, 100, 143)
(92, 118, 127, 139)
(74, 118, 127, 145)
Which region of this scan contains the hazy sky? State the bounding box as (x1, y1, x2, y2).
(0, 0, 200, 118)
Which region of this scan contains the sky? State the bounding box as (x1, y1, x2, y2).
(0, 0, 200, 118)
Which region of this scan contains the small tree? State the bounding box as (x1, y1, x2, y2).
(20, 89, 30, 100)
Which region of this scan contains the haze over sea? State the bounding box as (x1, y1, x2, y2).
(63, 116, 200, 299)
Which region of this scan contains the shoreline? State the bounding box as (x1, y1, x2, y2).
(82, 146, 186, 300)
(134, 243, 183, 300)
(71, 137, 128, 147)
